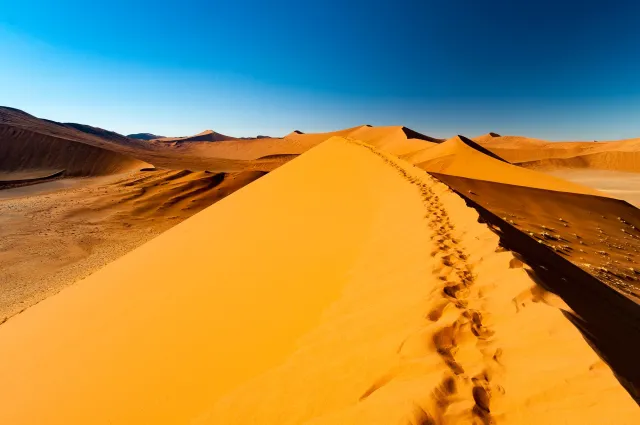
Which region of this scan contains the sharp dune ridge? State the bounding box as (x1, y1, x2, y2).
(1, 108, 640, 423)
(0, 138, 637, 424)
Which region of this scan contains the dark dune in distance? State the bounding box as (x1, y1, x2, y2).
(128, 133, 165, 140)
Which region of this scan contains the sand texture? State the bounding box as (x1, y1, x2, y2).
(1, 106, 640, 423)
(0, 137, 637, 424)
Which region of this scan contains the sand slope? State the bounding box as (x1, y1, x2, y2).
(0, 168, 266, 322)
(0, 125, 146, 177)
(521, 146, 640, 173)
(404, 135, 601, 195)
(285, 125, 441, 157)
(0, 137, 636, 424)
(155, 130, 237, 143)
(475, 133, 640, 173)
(0, 107, 298, 173)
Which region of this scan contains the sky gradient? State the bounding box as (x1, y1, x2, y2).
(1, 0, 640, 139)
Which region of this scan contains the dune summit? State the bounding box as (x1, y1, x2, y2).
(0, 135, 637, 424)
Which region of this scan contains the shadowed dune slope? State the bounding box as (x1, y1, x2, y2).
(0, 125, 147, 177)
(430, 173, 640, 397)
(0, 137, 636, 424)
(0, 107, 291, 173)
(0, 107, 144, 151)
(404, 135, 602, 195)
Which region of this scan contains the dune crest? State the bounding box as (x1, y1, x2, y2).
(0, 137, 636, 424)
(403, 135, 601, 195)
(154, 129, 237, 143)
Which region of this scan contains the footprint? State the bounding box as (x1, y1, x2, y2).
(472, 386, 492, 424)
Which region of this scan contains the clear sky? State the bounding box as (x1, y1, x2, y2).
(1, 0, 639, 139)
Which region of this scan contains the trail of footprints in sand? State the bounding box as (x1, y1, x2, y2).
(345, 139, 502, 425)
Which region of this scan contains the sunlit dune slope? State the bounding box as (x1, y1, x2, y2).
(0, 168, 266, 321)
(520, 139, 640, 172)
(405, 135, 602, 195)
(0, 137, 636, 424)
(284, 125, 441, 156)
(475, 133, 640, 172)
(473, 134, 596, 163)
(155, 130, 237, 143)
(178, 124, 439, 167)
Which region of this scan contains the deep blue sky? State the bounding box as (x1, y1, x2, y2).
(1, 0, 639, 139)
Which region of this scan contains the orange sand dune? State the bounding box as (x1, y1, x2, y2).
(0, 107, 295, 173)
(286, 124, 441, 156)
(0, 125, 147, 177)
(177, 124, 439, 165)
(0, 168, 265, 321)
(473, 134, 596, 162)
(404, 135, 601, 195)
(154, 129, 238, 143)
(475, 133, 640, 172)
(520, 138, 640, 172)
(0, 137, 636, 424)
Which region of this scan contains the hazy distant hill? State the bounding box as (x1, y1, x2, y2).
(127, 133, 164, 140)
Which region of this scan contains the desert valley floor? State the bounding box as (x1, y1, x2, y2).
(0, 106, 638, 424)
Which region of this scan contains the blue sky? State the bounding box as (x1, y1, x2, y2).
(1, 0, 639, 139)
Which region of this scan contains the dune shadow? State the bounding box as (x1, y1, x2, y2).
(431, 173, 640, 403)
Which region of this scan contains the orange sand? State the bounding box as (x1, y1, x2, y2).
(475, 133, 640, 173)
(0, 137, 636, 424)
(403, 135, 602, 195)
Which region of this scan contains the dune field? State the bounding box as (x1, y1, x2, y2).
(0, 107, 639, 423)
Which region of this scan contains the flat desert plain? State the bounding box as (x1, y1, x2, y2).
(0, 107, 638, 424)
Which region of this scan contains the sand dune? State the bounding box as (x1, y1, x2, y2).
(127, 132, 164, 140)
(285, 125, 441, 157)
(0, 125, 147, 178)
(151, 124, 440, 170)
(475, 133, 640, 173)
(155, 130, 238, 143)
(0, 108, 444, 174)
(1, 108, 638, 423)
(0, 137, 636, 424)
(404, 135, 601, 195)
(0, 107, 146, 152)
(521, 147, 640, 173)
(0, 107, 299, 173)
(0, 168, 264, 322)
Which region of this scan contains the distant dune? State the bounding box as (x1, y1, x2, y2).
(403, 135, 600, 195)
(283, 124, 442, 156)
(0, 107, 153, 179)
(0, 125, 147, 178)
(475, 133, 640, 173)
(127, 133, 165, 140)
(519, 140, 640, 172)
(156, 130, 238, 143)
